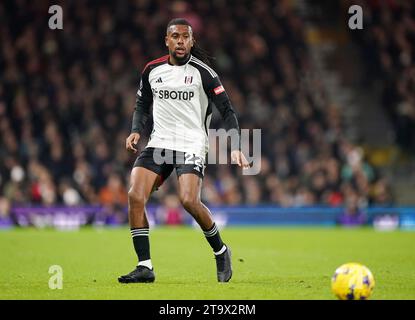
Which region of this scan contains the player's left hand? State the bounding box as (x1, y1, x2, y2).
(231, 150, 250, 169)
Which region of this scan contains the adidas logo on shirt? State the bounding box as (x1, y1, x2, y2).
(156, 77, 162, 83)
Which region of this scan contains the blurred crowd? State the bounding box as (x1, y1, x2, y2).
(351, 0, 415, 152)
(0, 0, 394, 223)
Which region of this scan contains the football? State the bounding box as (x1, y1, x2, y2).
(331, 263, 375, 300)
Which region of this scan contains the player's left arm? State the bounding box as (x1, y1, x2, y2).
(208, 76, 250, 169)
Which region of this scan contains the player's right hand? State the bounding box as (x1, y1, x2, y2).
(126, 133, 140, 153)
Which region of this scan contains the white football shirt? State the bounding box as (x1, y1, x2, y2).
(135, 54, 229, 159)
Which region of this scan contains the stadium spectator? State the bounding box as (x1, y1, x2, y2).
(0, 197, 12, 227)
(349, 0, 415, 152)
(98, 173, 128, 225)
(155, 194, 186, 225)
(337, 190, 368, 226)
(99, 173, 128, 207)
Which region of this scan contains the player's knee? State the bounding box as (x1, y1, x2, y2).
(180, 194, 200, 212)
(128, 189, 145, 208)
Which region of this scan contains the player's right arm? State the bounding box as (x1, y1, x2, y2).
(126, 67, 153, 153)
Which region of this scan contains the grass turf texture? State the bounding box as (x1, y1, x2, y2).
(0, 226, 414, 300)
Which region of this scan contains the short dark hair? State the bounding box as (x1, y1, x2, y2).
(166, 18, 192, 32)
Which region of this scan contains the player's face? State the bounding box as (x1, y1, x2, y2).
(165, 25, 194, 64)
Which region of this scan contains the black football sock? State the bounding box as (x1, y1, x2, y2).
(130, 228, 151, 263)
(203, 223, 226, 254)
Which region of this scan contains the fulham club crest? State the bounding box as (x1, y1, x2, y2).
(184, 76, 193, 84)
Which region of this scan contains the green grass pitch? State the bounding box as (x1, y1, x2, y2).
(0, 226, 414, 300)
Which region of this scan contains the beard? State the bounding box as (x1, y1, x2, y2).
(171, 50, 190, 65)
